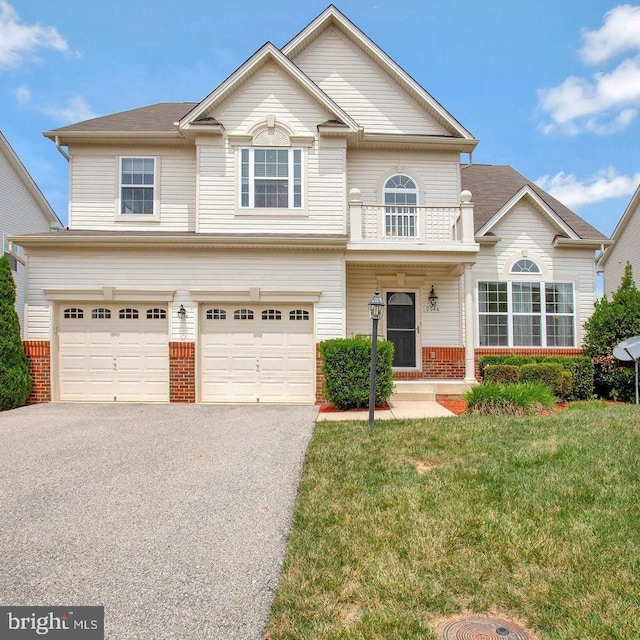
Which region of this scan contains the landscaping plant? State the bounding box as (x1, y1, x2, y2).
(0, 254, 32, 410)
(583, 262, 640, 401)
(319, 336, 394, 410)
(463, 381, 555, 415)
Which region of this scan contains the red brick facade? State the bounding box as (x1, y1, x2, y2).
(23, 340, 51, 404)
(169, 341, 196, 403)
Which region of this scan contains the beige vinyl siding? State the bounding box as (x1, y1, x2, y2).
(68, 145, 196, 231)
(197, 140, 346, 234)
(0, 145, 55, 333)
(603, 199, 640, 296)
(24, 248, 345, 343)
(212, 62, 331, 135)
(473, 201, 597, 345)
(346, 265, 462, 346)
(348, 149, 461, 205)
(293, 26, 450, 135)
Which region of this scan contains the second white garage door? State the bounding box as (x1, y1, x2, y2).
(200, 304, 315, 403)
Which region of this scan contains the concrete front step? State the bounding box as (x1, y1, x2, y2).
(391, 379, 473, 403)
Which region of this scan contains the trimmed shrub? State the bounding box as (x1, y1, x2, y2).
(478, 355, 593, 400)
(519, 363, 571, 399)
(0, 254, 32, 410)
(484, 364, 520, 384)
(464, 382, 555, 416)
(319, 336, 394, 410)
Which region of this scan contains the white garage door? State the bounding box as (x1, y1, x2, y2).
(200, 304, 315, 403)
(58, 304, 169, 402)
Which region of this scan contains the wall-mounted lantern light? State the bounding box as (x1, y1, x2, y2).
(426, 285, 439, 313)
(177, 304, 187, 320)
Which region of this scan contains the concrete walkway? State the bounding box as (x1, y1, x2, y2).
(317, 400, 454, 421)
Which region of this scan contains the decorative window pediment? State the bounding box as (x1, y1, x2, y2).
(253, 128, 290, 147)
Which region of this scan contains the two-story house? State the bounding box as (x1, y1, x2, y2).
(1, 131, 62, 335)
(15, 6, 607, 405)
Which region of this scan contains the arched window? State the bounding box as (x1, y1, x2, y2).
(261, 309, 282, 320)
(63, 307, 84, 319)
(234, 309, 254, 320)
(91, 308, 111, 319)
(146, 308, 166, 320)
(290, 309, 310, 321)
(511, 258, 541, 274)
(384, 174, 418, 237)
(119, 308, 139, 319)
(206, 308, 226, 320)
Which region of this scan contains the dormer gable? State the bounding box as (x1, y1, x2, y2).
(179, 42, 358, 135)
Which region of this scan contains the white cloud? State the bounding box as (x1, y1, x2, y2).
(16, 85, 98, 124)
(580, 4, 640, 64)
(538, 4, 640, 135)
(536, 167, 640, 208)
(0, 1, 69, 69)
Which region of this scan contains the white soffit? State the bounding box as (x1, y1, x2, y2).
(179, 43, 359, 131)
(281, 6, 475, 141)
(476, 185, 580, 240)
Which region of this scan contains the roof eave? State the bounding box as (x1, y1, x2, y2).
(553, 237, 612, 249)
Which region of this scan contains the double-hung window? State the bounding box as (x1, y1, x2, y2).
(240, 148, 302, 209)
(120, 157, 156, 215)
(479, 281, 575, 347)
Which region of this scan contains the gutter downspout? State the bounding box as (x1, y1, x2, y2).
(54, 136, 69, 161)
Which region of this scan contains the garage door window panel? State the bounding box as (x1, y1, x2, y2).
(119, 308, 139, 319)
(234, 309, 254, 320)
(290, 309, 310, 321)
(92, 308, 111, 319)
(64, 307, 84, 319)
(146, 308, 166, 320)
(206, 308, 226, 320)
(262, 309, 282, 320)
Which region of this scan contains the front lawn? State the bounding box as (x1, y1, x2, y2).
(267, 403, 640, 639)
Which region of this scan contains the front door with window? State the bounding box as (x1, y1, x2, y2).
(386, 292, 417, 368)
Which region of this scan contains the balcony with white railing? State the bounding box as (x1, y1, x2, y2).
(347, 189, 478, 253)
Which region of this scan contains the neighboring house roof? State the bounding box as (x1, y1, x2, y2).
(44, 103, 198, 137)
(0, 131, 62, 229)
(598, 184, 640, 267)
(461, 164, 607, 241)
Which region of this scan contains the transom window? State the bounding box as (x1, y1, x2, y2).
(234, 309, 254, 320)
(91, 308, 111, 319)
(511, 258, 541, 274)
(290, 309, 310, 321)
(119, 308, 139, 319)
(206, 308, 226, 320)
(146, 308, 166, 320)
(261, 309, 282, 320)
(384, 174, 418, 238)
(63, 307, 84, 319)
(478, 281, 575, 347)
(240, 148, 302, 209)
(120, 157, 155, 215)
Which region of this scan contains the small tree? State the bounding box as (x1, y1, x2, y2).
(583, 262, 640, 400)
(0, 254, 32, 410)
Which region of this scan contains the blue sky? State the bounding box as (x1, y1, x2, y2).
(1, 0, 639, 235)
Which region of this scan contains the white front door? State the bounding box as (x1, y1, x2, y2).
(200, 304, 314, 403)
(57, 304, 169, 402)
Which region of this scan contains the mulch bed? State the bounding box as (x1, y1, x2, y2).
(319, 402, 390, 413)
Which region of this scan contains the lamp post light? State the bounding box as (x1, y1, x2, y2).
(368, 290, 385, 428)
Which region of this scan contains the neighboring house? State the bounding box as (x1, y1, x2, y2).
(598, 184, 640, 296)
(0, 131, 62, 334)
(14, 5, 607, 405)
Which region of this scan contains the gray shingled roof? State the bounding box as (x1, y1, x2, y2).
(461, 164, 607, 241)
(46, 103, 198, 134)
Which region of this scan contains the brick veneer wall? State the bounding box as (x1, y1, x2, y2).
(315, 345, 326, 404)
(169, 342, 195, 403)
(23, 340, 51, 404)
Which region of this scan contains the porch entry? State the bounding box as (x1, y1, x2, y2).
(386, 291, 418, 368)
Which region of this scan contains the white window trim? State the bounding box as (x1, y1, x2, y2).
(237, 147, 305, 214)
(382, 173, 420, 239)
(477, 280, 576, 348)
(116, 156, 160, 222)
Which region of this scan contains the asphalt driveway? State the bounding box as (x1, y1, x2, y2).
(0, 402, 317, 639)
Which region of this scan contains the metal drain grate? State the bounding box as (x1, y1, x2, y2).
(439, 615, 531, 639)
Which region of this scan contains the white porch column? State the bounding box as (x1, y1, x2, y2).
(348, 188, 363, 241)
(463, 263, 476, 383)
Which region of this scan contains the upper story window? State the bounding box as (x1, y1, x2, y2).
(240, 148, 302, 209)
(120, 157, 156, 215)
(383, 174, 418, 238)
(511, 258, 541, 274)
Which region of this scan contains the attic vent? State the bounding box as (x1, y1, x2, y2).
(253, 128, 290, 147)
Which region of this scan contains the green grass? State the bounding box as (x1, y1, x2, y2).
(267, 403, 640, 640)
